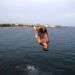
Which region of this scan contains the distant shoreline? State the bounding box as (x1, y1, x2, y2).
(0, 27, 34, 29)
(0, 26, 68, 29)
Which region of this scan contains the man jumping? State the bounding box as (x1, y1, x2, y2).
(34, 25, 49, 51)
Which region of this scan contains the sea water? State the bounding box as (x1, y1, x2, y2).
(0, 27, 75, 75)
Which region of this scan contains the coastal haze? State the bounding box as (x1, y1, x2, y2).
(0, 0, 75, 26)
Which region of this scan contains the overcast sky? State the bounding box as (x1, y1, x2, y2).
(0, 0, 75, 26)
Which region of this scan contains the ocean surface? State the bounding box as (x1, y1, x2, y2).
(0, 27, 75, 75)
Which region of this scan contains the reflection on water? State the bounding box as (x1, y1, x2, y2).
(0, 27, 75, 75)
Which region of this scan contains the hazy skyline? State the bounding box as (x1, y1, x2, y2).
(0, 0, 75, 26)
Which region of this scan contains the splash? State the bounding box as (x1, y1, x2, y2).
(25, 65, 40, 75)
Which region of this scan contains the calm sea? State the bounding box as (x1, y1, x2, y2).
(0, 27, 75, 75)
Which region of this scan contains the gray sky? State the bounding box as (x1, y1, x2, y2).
(0, 0, 75, 26)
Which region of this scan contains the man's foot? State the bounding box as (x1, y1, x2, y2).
(43, 48, 48, 51)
